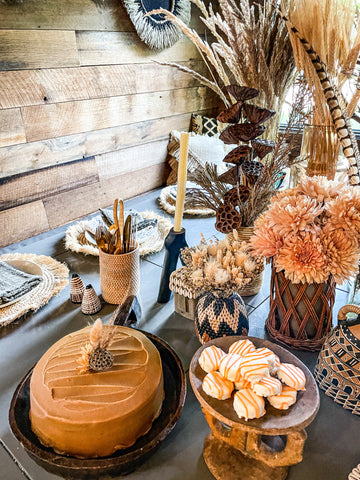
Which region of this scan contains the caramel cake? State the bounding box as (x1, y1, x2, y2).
(29, 322, 164, 458)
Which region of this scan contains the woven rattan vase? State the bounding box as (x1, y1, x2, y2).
(99, 247, 140, 305)
(266, 265, 336, 351)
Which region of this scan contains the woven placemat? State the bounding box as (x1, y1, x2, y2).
(159, 185, 215, 217)
(0, 253, 69, 327)
(65, 210, 172, 257)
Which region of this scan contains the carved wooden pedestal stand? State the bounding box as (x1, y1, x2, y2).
(190, 336, 320, 480)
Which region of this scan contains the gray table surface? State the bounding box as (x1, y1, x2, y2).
(0, 189, 359, 480)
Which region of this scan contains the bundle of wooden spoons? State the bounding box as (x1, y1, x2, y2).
(95, 199, 137, 254)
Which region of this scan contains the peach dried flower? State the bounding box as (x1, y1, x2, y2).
(274, 232, 327, 284)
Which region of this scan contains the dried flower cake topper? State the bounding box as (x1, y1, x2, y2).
(77, 319, 114, 373)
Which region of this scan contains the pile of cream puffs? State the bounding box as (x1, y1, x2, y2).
(199, 339, 306, 420)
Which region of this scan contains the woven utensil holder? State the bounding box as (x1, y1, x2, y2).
(266, 265, 336, 351)
(99, 247, 140, 305)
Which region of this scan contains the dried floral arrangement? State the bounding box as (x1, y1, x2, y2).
(175, 232, 264, 297)
(77, 319, 114, 374)
(250, 176, 360, 285)
(186, 80, 311, 227)
(152, 0, 296, 139)
(282, 0, 360, 184)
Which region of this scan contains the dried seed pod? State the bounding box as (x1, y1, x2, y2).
(223, 145, 252, 165)
(252, 139, 276, 159)
(219, 127, 241, 145)
(243, 104, 276, 125)
(70, 273, 84, 303)
(216, 204, 241, 233)
(224, 186, 250, 206)
(218, 166, 239, 185)
(241, 160, 264, 186)
(225, 124, 266, 142)
(89, 347, 114, 371)
(224, 85, 259, 102)
(217, 101, 243, 123)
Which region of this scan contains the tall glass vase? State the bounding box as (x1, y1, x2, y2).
(301, 125, 340, 180)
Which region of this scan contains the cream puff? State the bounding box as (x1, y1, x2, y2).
(267, 386, 297, 410)
(277, 363, 306, 391)
(199, 345, 226, 373)
(202, 371, 234, 400)
(239, 357, 270, 385)
(229, 339, 256, 357)
(233, 389, 266, 420)
(219, 353, 243, 383)
(252, 376, 282, 397)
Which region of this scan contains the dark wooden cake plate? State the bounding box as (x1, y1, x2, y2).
(9, 331, 186, 479)
(189, 336, 320, 480)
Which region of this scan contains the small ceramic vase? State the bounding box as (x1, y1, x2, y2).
(81, 284, 102, 315)
(70, 273, 84, 303)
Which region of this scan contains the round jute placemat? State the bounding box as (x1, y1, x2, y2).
(159, 185, 215, 217)
(0, 253, 69, 327)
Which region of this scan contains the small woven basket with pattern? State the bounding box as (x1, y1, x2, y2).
(314, 304, 360, 415)
(99, 247, 140, 305)
(195, 291, 249, 344)
(266, 265, 336, 351)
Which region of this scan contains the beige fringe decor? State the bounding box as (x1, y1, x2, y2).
(159, 185, 215, 217)
(65, 211, 172, 257)
(99, 247, 140, 305)
(0, 253, 69, 327)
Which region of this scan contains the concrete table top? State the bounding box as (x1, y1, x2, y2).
(0, 189, 359, 480)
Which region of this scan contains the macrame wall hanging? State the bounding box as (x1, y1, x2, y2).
(123, 0, 191, 50)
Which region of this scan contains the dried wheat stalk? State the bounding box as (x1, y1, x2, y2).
(152, 0, 296, 139)
(287, 0, 360, 125)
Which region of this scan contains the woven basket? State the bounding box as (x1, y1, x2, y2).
(226, 226, 254, 244)
(237, 268, 264, 297)
(314, 304, 360, 416)
(195, 291, 249, 344)
(266, 265, 336, 351)
(227, 226, 264, 296)
(99, 248, 140, 305)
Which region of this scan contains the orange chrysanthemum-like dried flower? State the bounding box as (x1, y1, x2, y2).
(325, 188, 360, 236)
(297, 175, 347, 203)
(251, 223, 284, 258)
(265, 194, 323, 237)
(321, 226, 360, 284)
(274, 232, 328, 284)
(252, 177, 360, 284)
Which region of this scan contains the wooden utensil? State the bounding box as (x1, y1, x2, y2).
(123, 215, 132, 253)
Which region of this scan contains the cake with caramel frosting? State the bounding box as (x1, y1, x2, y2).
(29, 323, 164, 458)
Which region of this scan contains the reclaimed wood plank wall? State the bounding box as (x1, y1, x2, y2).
(0, 0, 220, 247)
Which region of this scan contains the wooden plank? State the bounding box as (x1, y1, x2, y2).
(21, 86, 218, 142)
(0, 109, 26, 148)
(0, 0, 206, 33)
(0, 61, 207, 109)
(0, 158, 99, 211)
(0, 201, 49, 248)
(77, 32, 200, 66)
(0, 30, 79, 71)
(44, 163, 166, 229)
(96, 139, 169, 180)
(0, 111, 223, 178)
(0, 0, 133, 32)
